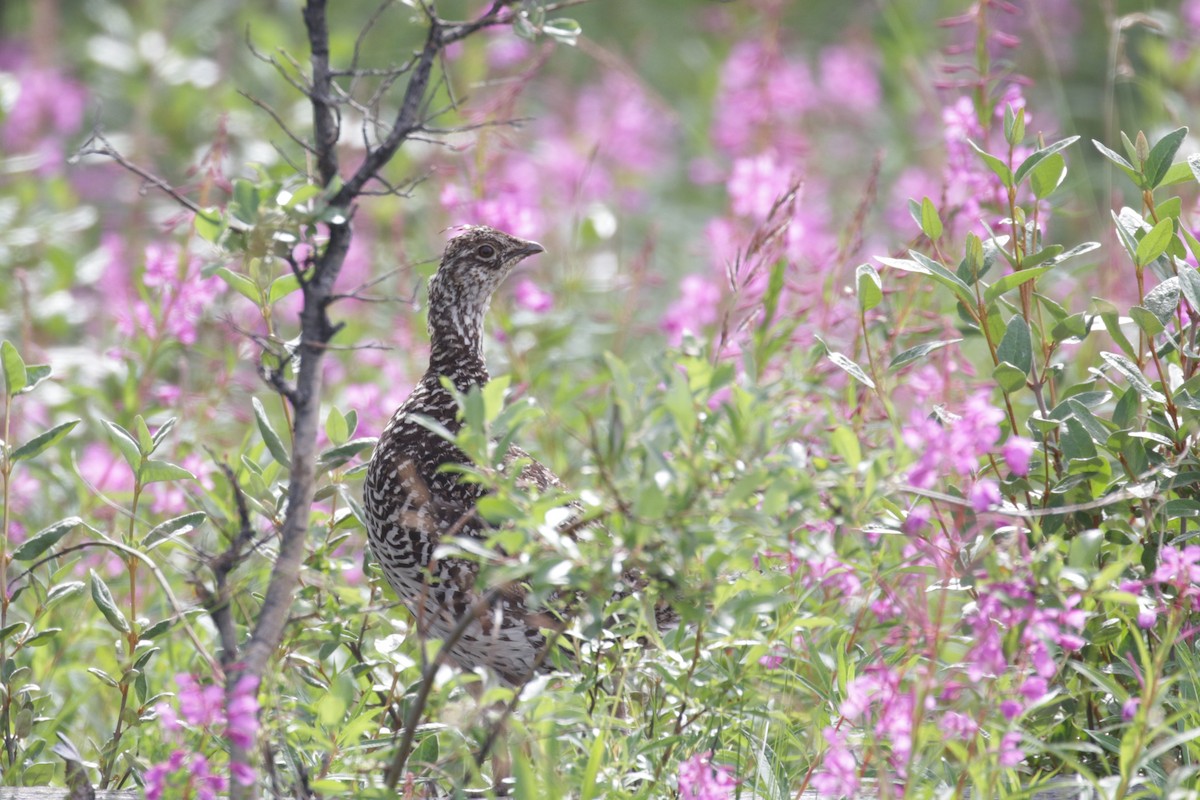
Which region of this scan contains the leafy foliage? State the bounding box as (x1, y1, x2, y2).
(3, 1, 1200, 798)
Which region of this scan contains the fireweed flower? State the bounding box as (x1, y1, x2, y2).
(661, 274, 723, 345)
(677, 751, 736, 799)
(513, 278, 553, 313)
(1002, 436, 1035, 476)
(811, 726, 859, 798)
(903, 392, 1004, 489)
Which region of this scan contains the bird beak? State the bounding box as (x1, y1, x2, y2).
(515, 241, 545, 259)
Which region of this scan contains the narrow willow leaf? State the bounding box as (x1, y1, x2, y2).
(143, 512, 207, 548)
(1144, 126, 1188, 189)
(216, 267, 260, 303)
(855, 263, 882, 311)
(888, 339, 961, 371)
(826, 351, 875, 388)
(1013, 135, 1079, 187)
(317, 437, 377, 469)
(18, 364, 50, 395)
(268, 272, 302, 304)
(253, 396, 292, 468)
(139, 460, 196, 485)
(1, 340, 27, 396)
(150, 417, 178, 451)
(1100, 352, 1166, 403)
(10, 419, 79, 463)
(1136, 217, 1174, 266)
(102, 420, 143, 472)
(1049, 241, 1101, 266)
(967, 139, 1012, 187)
(983, 267, 1049, 305)
(89, 570, 131, 633)
(1092, 139, 1139, 178)
(996, 316, 1033, 374)
(12, 517, 84, 561)
(920, 197, 943, 240)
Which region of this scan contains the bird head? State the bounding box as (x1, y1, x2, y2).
(428, 226, 544, 315)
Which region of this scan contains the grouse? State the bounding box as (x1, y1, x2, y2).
(363, 225, 573, 685)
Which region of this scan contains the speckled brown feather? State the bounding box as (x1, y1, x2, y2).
(363, 226, 562, 684)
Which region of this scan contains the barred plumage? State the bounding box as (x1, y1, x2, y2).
(363, 226, 559, 684)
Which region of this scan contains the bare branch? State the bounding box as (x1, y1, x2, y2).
(237, 90, 317, 157)
(72, 129, 246, 231)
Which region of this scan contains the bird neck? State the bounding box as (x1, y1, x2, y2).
(427, 301, 491, 391)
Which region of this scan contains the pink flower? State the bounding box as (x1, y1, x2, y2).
(758, 651, 784, 670)
(226, 674, 261, 750)
(513, 279, 553, 313)
(727, 152, 796, 220)
(661, 275, 723, 345)
(1003, 436, 1035, 476)
(998, 732, 1024, 768)
(969, 479, 1001, 512)
(677, 751, 736, 799)
(819, 45, 881, 114)
(176, 673, 226, 728)
(1122, 697, 1140, 722)
(811, 726, 859, 798)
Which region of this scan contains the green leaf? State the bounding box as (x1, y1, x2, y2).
(253, 397, 292, 468)
(326, 407, 348, 445)
(855, 263, 882, 311)
(10, 419, 79, 463)
(825, 350, 875, 388)
(542, 17, 582, 46)
(231, 178, 261, 224)
(1129, 306, 1164, 336)
(888, 339, 961, 371)
(1092, 139, 1140, 184)
(1158, 160, 1195, 187)
(1003, 104, 1025, 145)
(12, 517, 85, 561)
(482, 375, 511, 424)
(1144, 276, 1180, 323)
(1100, 352, 1166, 403)
(983, 266, 1049, 305)
(89, 570, 130, 633)
(877, 252, 973, 306)
(1180, 268, 1200, 312)
(216, 267, 261, 303)
(1, 340, 27, 396)
(194, 208, 224, 242)
(1061, 418, 1098, 461)
(139, 460, 196, 485)
(1144, 126, 1188, 189)
(1051, 314, 1088, 343)
(1013, 135, 1079, 187)
(151, 417, 178, 451)
(993, 362, 1026, 393)
(143, 511, 207, 548)
(17, 364, 51, 395)
(317, 437, 377, 469)
(102, 420, 143, 472)
(996, 316, 1032, 374)
(919, 197, 943, 241)
(268, 272, 302, 304)
(966, 139, 1012, 187)
(1029, 153, 1067, 198)
(1136, 217, 1174, 266)
(134, 415, 153, 454)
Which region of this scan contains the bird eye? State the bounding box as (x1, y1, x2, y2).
(477, 244, 496, 259)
